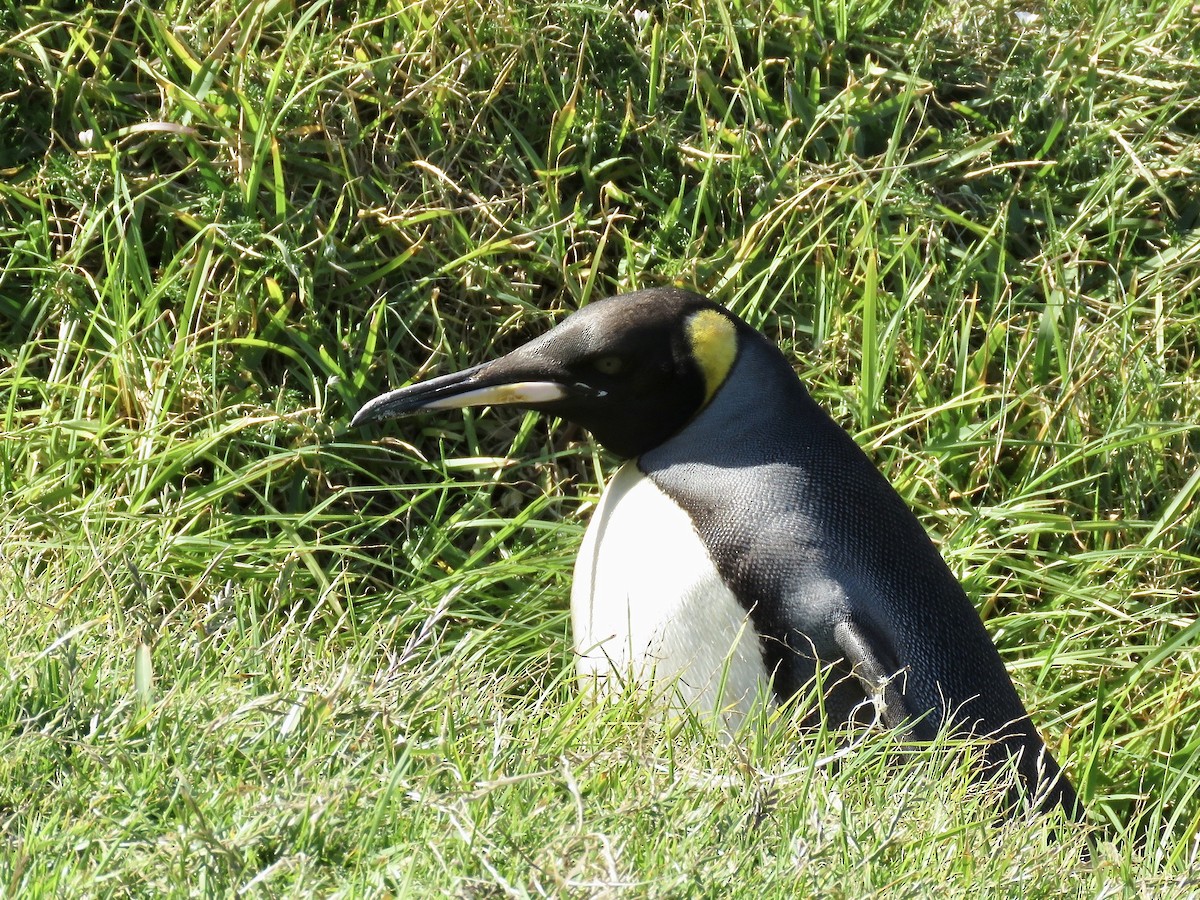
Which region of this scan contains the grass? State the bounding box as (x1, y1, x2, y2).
(1, 0, 1199, 894)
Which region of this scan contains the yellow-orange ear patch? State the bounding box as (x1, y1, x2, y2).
(686, 309, 738, 403)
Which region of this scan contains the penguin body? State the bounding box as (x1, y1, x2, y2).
(352, 287, 1082, 821)
(572, 459, 771, 724)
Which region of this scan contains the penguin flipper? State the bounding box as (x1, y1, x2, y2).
(833, 619, 911, 732)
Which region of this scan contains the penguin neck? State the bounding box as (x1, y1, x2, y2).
(640, 328, 818, 473)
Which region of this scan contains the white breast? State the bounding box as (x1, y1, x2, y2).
(571, 461, 772, 730)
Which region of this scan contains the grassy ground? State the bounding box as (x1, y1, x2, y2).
(2, 0, 1199, 895)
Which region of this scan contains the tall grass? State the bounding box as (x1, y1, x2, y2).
(1, 0, 1198, 894)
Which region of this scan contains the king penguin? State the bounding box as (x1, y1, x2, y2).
(351, 287, 1082, 822)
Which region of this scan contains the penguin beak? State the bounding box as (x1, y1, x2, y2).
(350, 354, 600, 427)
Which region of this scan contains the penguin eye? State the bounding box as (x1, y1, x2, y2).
(591, 355, 625, 376)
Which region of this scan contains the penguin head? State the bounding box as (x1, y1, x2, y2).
(350, 287, 742, 459)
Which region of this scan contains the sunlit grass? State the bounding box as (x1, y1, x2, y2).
(2, 0, 1198, 894)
